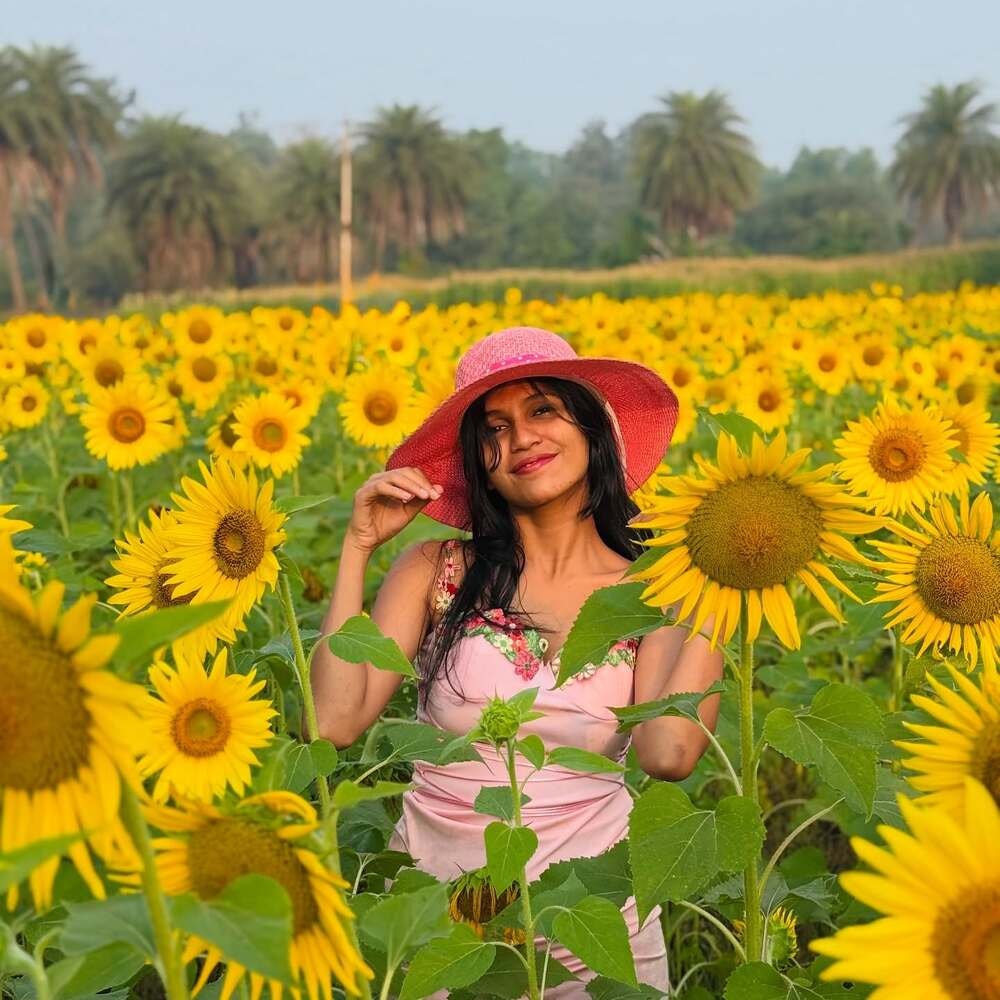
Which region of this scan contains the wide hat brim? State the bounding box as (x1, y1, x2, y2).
(386, 356, 680, 529)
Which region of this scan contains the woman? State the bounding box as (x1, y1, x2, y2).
(311, 327, 724, 995)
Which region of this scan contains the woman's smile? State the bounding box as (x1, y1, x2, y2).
(511, 452, 557, 475)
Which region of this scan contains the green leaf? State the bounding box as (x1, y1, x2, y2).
(484, 822, 538, 893)
(524, 871, 589, 937)
(284, 740, 319, 794)
(628, 784, 718, 921)
(552, 896, 637, 986)
(460, 947, 577, 998)
(274, 494, 336, 514)
(112, 600, 230, 674)
(333, 779, 411, 810)
(763, 683, 884, 816)
(170, 874, 294, 985)
(698, 408, 765, 451)
(398, 924, 496, 1000)
(381, 721, 483, 765)
(361, 883, 452, 967)
(516, 734, 547, 769)
(556, 583, 667, 686)
(546, 746, 625, 774)
(611, 683, 725, 732)
(725, 962, 850, 999)
(328, 615, 416, 676)
(507, 686, 541, 713)
(47, 943, 144, 1000)
(0, 833, 82, 893)
(533, 841, 633, 909)
(309, 738, 338, 776)
(60, 895, 155, 958)
(473, 786, 530, 822)
(586, 976, 668, 999)
(715, 795, 765, 872)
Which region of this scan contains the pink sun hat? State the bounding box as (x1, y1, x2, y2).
(386, 327, 680, 530)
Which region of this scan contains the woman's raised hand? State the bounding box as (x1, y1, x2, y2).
(345, 467, 443, 554)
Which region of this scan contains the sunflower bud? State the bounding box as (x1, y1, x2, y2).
(478, 696, 521, 745)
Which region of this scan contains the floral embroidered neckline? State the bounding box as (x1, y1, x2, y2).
(432, 540, 638, 684)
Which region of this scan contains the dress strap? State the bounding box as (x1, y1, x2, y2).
(432, 538, 462, 617)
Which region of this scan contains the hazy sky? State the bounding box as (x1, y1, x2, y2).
(6, 0, 998, 168)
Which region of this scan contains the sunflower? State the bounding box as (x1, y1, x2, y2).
(0, 570, 147, 910)
(850, 330, 899, 385)
(869, 490, 999, 674)
(277, 377, 323, 423)
(4, 376, 51, 429)
(833, 394, 963, 516)
(105, 507, 239, 663)
(811, 777, 1000, 999)
(935, 400, 1000, 495)
(139, 650, 275, 803)
(0, 348, 25, 384)
(231, 392, 311, 478)
(896, 662, 1000, 813)
(80, 377, 177, 470)
(629, 430, 885, 650)
(8, 314, 61, 368)
(338, 363, 418, 449)
(312, 335, 350, 391)
(802, 336, 852, 396)
(206, 410, 251, 468)
(162, 460, 287, 623)
(736, 372, 795, 433)
(377, 322, 420, 368)
(143, 791, 374, 999)
(448, 867, 525, 945)
(0, 503, 33, 577)
(174, 352, 235, 413)
(170, 305, 229, 356)
(76, 339, 142, 393)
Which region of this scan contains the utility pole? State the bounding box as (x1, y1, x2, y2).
(339, 118, 353, 307)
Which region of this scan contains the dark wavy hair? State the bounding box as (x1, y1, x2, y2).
(417, 377, 650, 707)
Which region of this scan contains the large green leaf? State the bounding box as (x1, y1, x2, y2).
(113, 600, 231, 674)
(697, 408, 765, 451)
(763, 683, 884, 816)
(546, 746, 625, 774)
(456, 947, 577, 998)
(611, 683, 725, 732)
(398, 924, 496, 1000)
(552, 896, 637, 986)
(555, 583, 667, 686)
(586, 976, 668, 999)
(60, 895, 155, 958)
(724, 962, 855, 999)
(715, 795, 766, 871)
(333, 779, 412, 810)
(0, 833, 82, 894)
(515, 871, 588, 937)
(170, 874, 294, 985)
(274, 494, 337, 514)
(533, 841, 633, 909)
(484, 822, 538, 893)
(361, 883, 452, 967)
(629, 784, 717, 920)
(473, 785, 530, 822)
(47, 944, 144, 1000)
(328, 614, 416, 676)
(381, 720, 483, 764)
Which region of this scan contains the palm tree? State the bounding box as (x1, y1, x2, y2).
(633, 90, 760, 243)
(272, 138, 340, 281)
(106, 116, 242, 290)
(0, 48, 56, 311)
(890, 82, 1000, 245)
(358, 105, 470, 268)
(12, 46, 126, 296)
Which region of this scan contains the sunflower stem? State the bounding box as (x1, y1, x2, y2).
(737, 592, 763, 964)
(120, 470, 137, 529)
(40, 422, 69, 538)
(119, 783, 189, 1000)
(277, 571, 332, 817)
(890, 628, 907, 712)
(0, 924, 50, 1000)
(505, 740, 540, 1000)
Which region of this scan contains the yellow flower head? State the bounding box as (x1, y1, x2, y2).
(630, 430, 885, 650)
(338, 362, 418, 449)
(231, 391, 311, 478)
(80, 376, 177, 470)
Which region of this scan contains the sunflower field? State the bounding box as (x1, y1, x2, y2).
(0, 285, 998, 1000)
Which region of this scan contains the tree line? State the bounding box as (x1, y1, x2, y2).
(2, 44, 1000, 311)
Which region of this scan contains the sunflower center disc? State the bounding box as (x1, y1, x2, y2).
(862, 345, 885, 366)
(153, 568, 193, 608)
(22, 396, 37, 412)
(26, 329, 46, 348)
(0, 605, 92, 789)
(219, 413, 239, 448)
(213, 510, 266, 579)
(188, 818, 318, 934)
(932, 882, 1000, 999)
(758, 389, 779, 412)
(110, 408, 146, 444)
(192, 357, 217, 383)
(971, 722, 1000, 804)
(95, 360, 125, 387)
(256, 357, 278, 376)
(279, 315, 294, 331)
(188, 319, 212, 343)
(915, 537, 1000, 625)
(171, 698, 231, 757)
(687, 476, 823, 590)
(364, 391, 399, 426)
(956, 382, 977, 405)
(818, 354, 836, 372)
(867, 427, 927, 482)
(254, 419, 288, 452)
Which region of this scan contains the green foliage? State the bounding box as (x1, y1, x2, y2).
(398, 924, 496, 1000)
(327, 613, 416, 677)
(484, 821, 538, 893)
(552, 896, 637, 985)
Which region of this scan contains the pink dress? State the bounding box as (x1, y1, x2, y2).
(387, 540, 669, 996)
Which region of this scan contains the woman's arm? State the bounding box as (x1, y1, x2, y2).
(311, 538, 442, 748)
(629, 605, 725, 781)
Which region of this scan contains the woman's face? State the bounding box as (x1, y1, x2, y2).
(479, 380, 590, 511)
